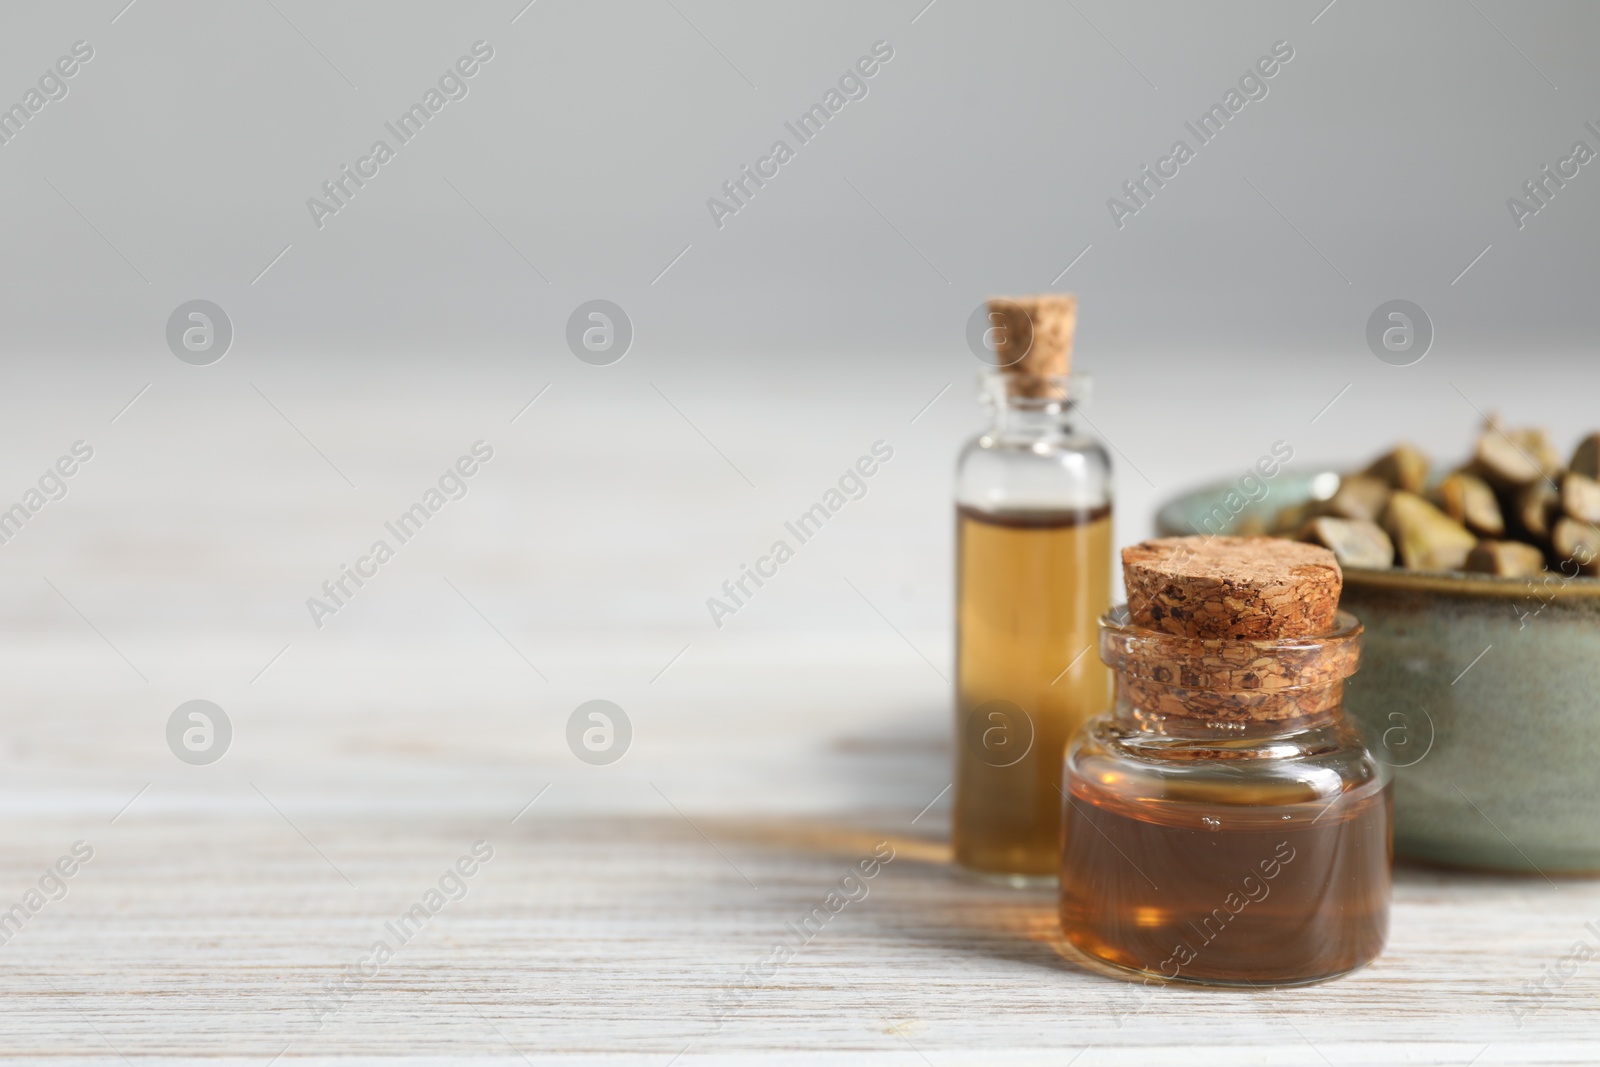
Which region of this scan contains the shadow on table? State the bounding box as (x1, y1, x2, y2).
(698, 810, 1569, 993)
(700, 813, 1091, 976)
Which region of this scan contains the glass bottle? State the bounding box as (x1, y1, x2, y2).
(1060, 607, 1391, 985)
(953, 369, 1113, 882)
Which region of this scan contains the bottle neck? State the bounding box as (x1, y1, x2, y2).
(980, 371, 1084, 440)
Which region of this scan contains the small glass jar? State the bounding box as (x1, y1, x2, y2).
(1059, 607, 1391, 985)
(953, 371, 1113, 882)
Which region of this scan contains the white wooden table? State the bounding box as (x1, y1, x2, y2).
(1, 367, 1596, 1064)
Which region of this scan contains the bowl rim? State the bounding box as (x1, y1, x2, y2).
(1339, 565, 1600, 599)
(1156, 472, 1600, 601)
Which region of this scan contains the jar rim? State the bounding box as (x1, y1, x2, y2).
(1099, 604, 1363, 657)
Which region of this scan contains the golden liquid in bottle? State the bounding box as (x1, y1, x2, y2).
(954, 504, 1113, 878)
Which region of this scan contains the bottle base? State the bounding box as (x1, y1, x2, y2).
(1054, 931, 1373, 989)
(953, 865, 1057, 890)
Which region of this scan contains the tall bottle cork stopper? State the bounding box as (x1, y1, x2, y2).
(987, 294, 1076, 397)
(1122, 536, 1342, 640)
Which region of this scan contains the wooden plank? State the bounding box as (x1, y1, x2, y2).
(0, 390, 1596, 1062)
(2, 801, 1597, 1062)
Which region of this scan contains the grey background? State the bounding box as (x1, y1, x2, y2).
(0, 0, 1596, 742)
(4, 0, 1598, 358)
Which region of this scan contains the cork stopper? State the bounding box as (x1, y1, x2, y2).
(1110, 537, 1354, 723)
(1123, 536, 1342, 640)
(987, 294, 1076, 397)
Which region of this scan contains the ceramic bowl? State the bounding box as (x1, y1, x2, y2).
(1157, 471, 1600, 874)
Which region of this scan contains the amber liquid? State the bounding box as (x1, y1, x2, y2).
(1060, 776, 1392, 984)
(954, 504, 1113, 877)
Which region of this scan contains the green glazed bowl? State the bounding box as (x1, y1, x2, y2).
(1158, 472, 1600, 874)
